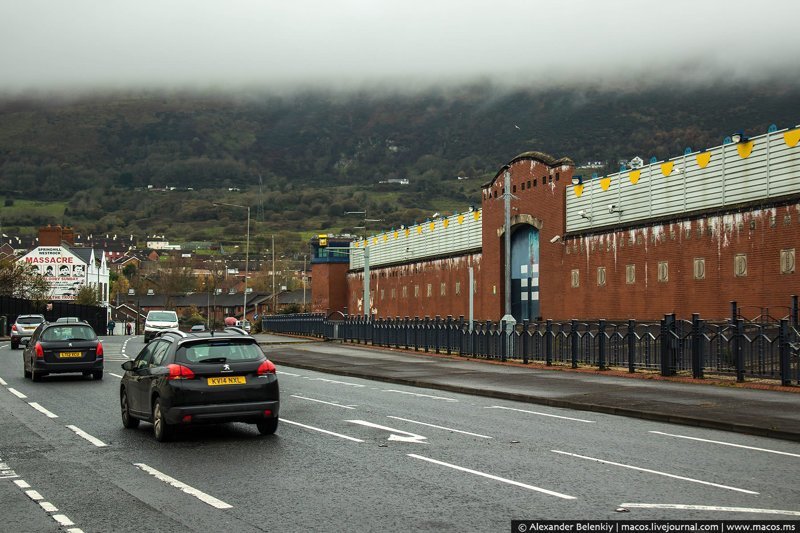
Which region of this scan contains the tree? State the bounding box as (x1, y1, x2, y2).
(74, 285, 100, 306)
(0, 259, 51, 302)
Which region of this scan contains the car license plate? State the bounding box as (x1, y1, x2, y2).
(207, 376, 246, 386)
(59, 351, 83, 358)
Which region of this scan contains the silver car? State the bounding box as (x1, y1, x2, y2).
(11, 314, 46, 349)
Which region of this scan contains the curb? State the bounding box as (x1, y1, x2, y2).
(270, 358, 800, 443)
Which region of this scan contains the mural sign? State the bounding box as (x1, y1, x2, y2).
(20, 246, 88, 301)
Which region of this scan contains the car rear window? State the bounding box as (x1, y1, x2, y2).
(177, 341, 264, 363)
(17, 316, 44, 324)
(41, 325, 97, 342)
(148, 312, 177, 321)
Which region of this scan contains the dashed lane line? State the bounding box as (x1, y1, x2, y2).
(108, 373, 123, 379)
(381, 389, 458, 402)
(408, 454, 576, 500)
(66, 425, 108, 447)
(551, 450, 759, 495)
(133, 463, 233, 510)
(28, 402, 58, 418)
(387, 416, 493, 439)
(649, 431, 800, 458)
(290, 395, 357, 409)
(0, 377, 7, 386)
(281, 418, 364, 442)
(8, 388, 27, 399)
(485, 405, 595, 423)
(620, 503, 800, 517)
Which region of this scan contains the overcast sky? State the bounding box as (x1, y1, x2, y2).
(1, 0, 798, 94)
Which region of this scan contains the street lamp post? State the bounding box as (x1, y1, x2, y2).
(500, 169, 517, 355)
(345, 210, 382, 318)
(214, 202, 250, 326)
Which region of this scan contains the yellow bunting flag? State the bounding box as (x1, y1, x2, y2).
(404, 228, 410, 237)
(416, 226, 423, 234)
(574, 184, 584, 198)
(600, 177, 611, 191)
(458, 215, 464, 224)
(661, 162, 674, 176)
(696, 152, 712, 168)
(443, 219, 449, 228)
(429, 222, 435, 231)
(737, 141, 754, 159)
(382, 234, 388, 242)
(785, 129, 800, 148)
(629, 170, 641, 184)
(393, 231, 398, 239)
(473, 211, 481, 221)
(372, 237, 378, 245)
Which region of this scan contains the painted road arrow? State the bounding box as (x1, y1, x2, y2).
(345, 420, 428, 443)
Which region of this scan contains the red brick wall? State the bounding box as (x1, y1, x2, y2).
(553, 206, 800, 320)
(311, 262, 351, 315)
(346, 254, 482, 319)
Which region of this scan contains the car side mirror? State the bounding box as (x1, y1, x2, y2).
(121, 361, 134, 371)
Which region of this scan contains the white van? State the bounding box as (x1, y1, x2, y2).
(143, 310, 179, 342)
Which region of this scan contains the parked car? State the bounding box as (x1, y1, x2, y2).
(55, 317, 82, 323)
(190, 324, 207, 332)
(22, 321, 104, 381)
(143, 310, 179, 342)
(119, 329, 279, 442)
(10, 314, 45, 349)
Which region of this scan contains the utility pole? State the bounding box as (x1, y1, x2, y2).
(272, 234, 276, 314)
(500, 169, 517, 353)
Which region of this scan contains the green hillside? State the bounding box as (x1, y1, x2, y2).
(1, 83, 798, 257)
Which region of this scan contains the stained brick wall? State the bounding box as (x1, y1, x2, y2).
(311, 262, 350, 315)
(329, 152, 799, 322)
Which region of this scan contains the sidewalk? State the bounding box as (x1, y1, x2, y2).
(254, 333, 800, 443)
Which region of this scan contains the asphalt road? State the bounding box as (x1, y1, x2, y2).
(0, 336, 799, 532)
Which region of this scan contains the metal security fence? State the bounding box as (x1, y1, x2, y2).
(263, 308, 800, 385)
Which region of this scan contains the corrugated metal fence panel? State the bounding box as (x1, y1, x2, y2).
(566, 127, 800, 232)
(350, 210, 482, 270)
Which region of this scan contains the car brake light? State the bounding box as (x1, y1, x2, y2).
(96, 342, 104, 357)
(11, 324, 18, 332)
(257, 360, 276, 375)
(167, 364, 195, 380)
(35, 342, 44, 358)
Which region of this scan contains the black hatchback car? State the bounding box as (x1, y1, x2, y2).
(120, 330, 279, 441)
(22, 321, 104, 381)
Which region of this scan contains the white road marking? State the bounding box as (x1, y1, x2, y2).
(408, 454, 576, 500)
(312, 377, 365, 388)
(0, 377, 7, 385)
(277, 371, 300, 377)
(29, 402, 58, 418)
(133, 463, 233, 510)
(649, 431, 800, 458)
(346, 419, 427, 443)
(52, 514, 75, 526)
(109, 373, 123, 379)
(8, 388, 27, 399)
(281, 419, 364, 442)
(67, 529, 85, 533)
(486, 405, 595, 423)
(13, 480, 30, 489)
(26, 489, 44, 501)
(291, 395, 356, 409)
(381, 389, 458, 402)
(39, 501, 58, 512)
(387, 416, 493, 439)
(552, 450, 759, 494)
(66, 425, 108, 447)
(621, 503, 800, 517)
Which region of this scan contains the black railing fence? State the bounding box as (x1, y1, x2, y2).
(263, 300, 800, 385)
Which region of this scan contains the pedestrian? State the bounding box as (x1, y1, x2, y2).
(125, 322, 132, 335)
(107, 320, 115, 336)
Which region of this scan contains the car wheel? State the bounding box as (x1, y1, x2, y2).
(256, 417, 279, 435)
(120, 390, 140, 429)
(11, 341, 19, 350)
(92, 370, 103, 381)
(152, 399, 173, 442)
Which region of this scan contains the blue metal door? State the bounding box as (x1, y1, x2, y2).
(510, 226, 540, 322)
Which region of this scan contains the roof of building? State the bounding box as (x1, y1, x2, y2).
(484, 151, 575, 187)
